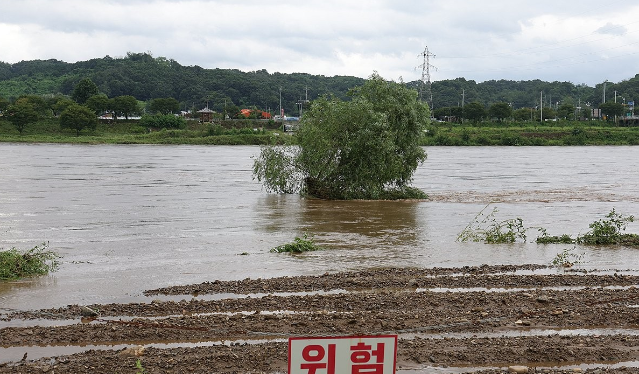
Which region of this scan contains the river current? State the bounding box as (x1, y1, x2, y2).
(1, 144, 638, 310)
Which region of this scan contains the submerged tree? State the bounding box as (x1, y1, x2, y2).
(253, 73, 430, 200)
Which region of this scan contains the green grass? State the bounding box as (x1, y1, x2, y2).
(0, 243, 60, 281)
(3, 117, 639, 146)
(0, 118, 294, 145)
(422, 121, 639, 146)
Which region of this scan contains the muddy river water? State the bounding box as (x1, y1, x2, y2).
(1, 144, 639, 312)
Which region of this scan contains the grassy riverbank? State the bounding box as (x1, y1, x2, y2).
(2, 118, 639, 146)
(0, 118, 294, 145)
(424, 120, 639, 146)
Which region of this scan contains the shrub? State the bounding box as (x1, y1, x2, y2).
(0, 242, 60, 280)
(270, 233, 323, 253)
(457, 205, 527, 243)
(579, 208, 638, 245)
(139, 114, 185, 129)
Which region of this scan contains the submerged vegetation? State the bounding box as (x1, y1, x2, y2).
(457, 205, 528, 243)
(458, 206, 638, 246)
(551, 246, 585, 269)
(270, 233, 323, 253)
(254, 73, 429, 200)
(0, 242, 60, 281)
(457, 207, 638, 267)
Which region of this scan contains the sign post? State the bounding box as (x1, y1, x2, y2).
(288, 335, 397, 374)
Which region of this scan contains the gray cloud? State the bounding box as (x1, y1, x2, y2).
(0, 0, 638, 85)
(596, 22, 628, 36)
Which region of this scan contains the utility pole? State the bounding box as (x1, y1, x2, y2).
(296, 86, 310, 118)
(540, 91, 543, 122)
(279, 87, 283, 118)
(461, 89, 465, 124)
(417, 46, 437, 109)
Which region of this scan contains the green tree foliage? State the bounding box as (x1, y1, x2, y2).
(513, 107, 534, 121)
(599, 102, 625, 120)
(253, 73, 429, 200)
(5, 98, 39, 135)
(71, 78, 100, 104)
(17, 95, 50, 116)
(488, 102, 512, 121)
(51, 97, 75, 116)
(0, 96, 9, 112)
(557, 102, 576, 120)
(112, 95, 139, 119)
(60, 104, 97, 136)
(3, 53, 639, 118)
(464, 102, 487, 122)
(148, 97, 180, 115)
(85, 94, 111, 115)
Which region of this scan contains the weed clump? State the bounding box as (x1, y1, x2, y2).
(270, 233, 323, 253)
(551, 246, 584, 269)
(457, 205, 527, 243)
(579, 208, 638, 245)
(536, 208, 639, 246)
(0, 242, 60, 281)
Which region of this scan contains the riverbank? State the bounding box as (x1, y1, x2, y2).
(2, 265, 639, 373)
(2, 118, 639, 145)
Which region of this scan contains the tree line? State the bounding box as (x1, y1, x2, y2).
(0, 52, 364, 116)
(1, 51, 638, 124)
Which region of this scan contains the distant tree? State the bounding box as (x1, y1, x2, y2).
(85, 94, 110, 115)
(557, 102, 576, 120)
(433, 106, 463, 122)
(148, 97, 179, 115)
(599, 102, 625, 121)
(51, 97, 75, 117)
(59, 104, 97, 136)
(111, 95, 139, 119)
(513, 108, 534, 121)
(253, 73, 429, 200)
(5, 98, 39, 135)
(72, 78, 99, 104)
(488, 102, 512, 122)
(539, 107, 557, 121)
(0, 96, 9, 112)
(17, 95, 50, 116)
(463, 102, 486, 123)
(225, 103, 241, 119)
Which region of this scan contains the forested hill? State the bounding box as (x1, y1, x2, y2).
(0, 52, 364, 115)
(1, 52, 638, 113)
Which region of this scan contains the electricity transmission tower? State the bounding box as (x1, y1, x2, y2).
(417, 46, 437, 109)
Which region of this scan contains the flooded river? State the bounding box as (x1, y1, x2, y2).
(1, 144, 639, 311)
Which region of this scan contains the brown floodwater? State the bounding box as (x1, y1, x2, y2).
(1, 144, 639, 311)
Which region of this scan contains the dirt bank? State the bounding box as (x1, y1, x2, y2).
(2, 265, 639, 373)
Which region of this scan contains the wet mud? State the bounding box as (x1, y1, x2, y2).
(2, 265, 639, 373)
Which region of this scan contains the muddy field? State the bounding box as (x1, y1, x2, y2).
(2, 265, 639, 373)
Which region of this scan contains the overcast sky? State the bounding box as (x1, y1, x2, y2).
(1, 0, 638, 86)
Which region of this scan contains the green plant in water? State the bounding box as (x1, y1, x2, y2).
(536, 228, 576, 244)
(457, 205, 527, 243)
(270, 233, 323, 253)
(0, 242, 60, 281)
(579, 208, 638, 245)
(551, 245, 584, 269)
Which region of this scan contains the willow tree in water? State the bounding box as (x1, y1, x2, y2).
(253, 73, 430, 200)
